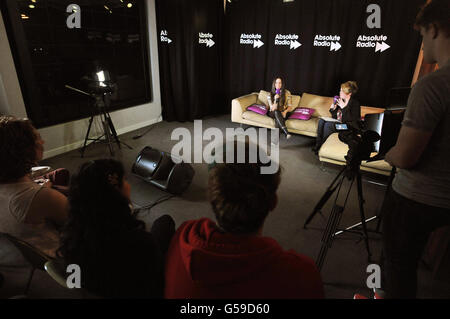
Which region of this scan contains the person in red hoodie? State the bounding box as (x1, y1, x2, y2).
(164, 142, 324, 299)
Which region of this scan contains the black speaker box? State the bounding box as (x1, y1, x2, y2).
(132, 146, 195, 195)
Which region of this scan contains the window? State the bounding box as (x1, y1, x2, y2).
(1, 0, 151, 128)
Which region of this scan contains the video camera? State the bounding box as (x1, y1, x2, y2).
(85, 69, 115, 95)
(335, 121, 380, 174)
(334, 108, 405, 176)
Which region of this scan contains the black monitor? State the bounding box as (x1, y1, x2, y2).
(364, 111, 405, 157)
(386, 87, 411, 111)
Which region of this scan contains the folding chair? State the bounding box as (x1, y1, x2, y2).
(1, 233, 53, 295)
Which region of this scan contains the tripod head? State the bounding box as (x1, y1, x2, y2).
(65, 84, 113, 110)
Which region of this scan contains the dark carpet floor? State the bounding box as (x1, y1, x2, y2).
(1, 114, 449, 299)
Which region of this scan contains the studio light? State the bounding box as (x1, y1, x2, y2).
(96, 71, 107, 87)
(127, 3, 133, 8)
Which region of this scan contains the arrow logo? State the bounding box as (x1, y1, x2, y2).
(375, 41, 390, 52)
(253, 39, 264, 49)
(206, 39, 215, 47)
(330, 41, 341, 51)
(167, 38, 172, 44)
(290, 40, 302, 50)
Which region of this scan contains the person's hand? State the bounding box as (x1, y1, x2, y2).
(330, 103, 337, 110)
(35, 178, 53, 188)
(282, 110, 288, 118)
(337, 98, 348, 109)
(42, 179, 53, 188)
(270, 104, 277, 112)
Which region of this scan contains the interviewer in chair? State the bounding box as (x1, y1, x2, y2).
(312, 81, 361, 154)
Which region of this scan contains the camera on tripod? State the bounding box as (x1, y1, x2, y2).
(334, 121, 381, 176)
(304, 87, 410, 272)
(86, 69, 115, 95)
(65, 67, 132, 157)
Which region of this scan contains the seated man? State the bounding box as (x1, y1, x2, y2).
(164, 142, 324, 299)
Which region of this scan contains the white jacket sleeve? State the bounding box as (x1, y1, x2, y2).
(267, 94, 273, 109)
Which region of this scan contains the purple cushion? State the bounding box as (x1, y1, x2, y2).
(247, 104, 268, 115)
(289, 107, 315, 120)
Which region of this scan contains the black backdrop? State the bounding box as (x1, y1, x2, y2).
(155, 0, 225, 122)
(224, 0, 425, 108)
(156, 0, 425, 122)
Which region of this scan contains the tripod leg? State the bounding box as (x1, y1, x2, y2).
(316, 205, 344, 271)
(356, 171, 372, 260)
(105, 112, 121, 149)
(102, 113, 114, 156)
(105, 111, 133, 150)
(304, 166, 346, 229)
(81, 115, 94, 158)
(376, 167, 397, 233)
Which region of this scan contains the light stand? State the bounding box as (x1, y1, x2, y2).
(65, 84, 132, 157)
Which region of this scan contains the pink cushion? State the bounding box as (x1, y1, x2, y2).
(289, 107, 315, 120)
(247, 104, 268, 115)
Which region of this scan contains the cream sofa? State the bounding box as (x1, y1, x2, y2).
(231, 90, 332, 137)
(231, 90, 392, 176)
(318, 133, 392, 176)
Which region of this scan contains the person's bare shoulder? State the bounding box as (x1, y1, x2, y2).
(25, 187, 68, 225)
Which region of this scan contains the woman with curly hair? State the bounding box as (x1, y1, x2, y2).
(0, 116, 68, 256)
(58, 159, 175, 298)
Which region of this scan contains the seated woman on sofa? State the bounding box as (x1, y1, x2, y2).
(0, 116, 68, 257)
(58, 159, 175, 298)
(267, 77, 295, 140)
(312, 81, 361, 154)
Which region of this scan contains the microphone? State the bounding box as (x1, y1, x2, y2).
(333, 95, 340, 106)
(275, 89, 281, 104)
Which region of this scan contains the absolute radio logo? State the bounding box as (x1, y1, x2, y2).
(356, 35, 390, 52)
(274, 34, 301, 50)
(313, 35, 341, 52)
(240, 33, 264, 48)
(199, 32, 215, 47)
(160, 30, 172, 44)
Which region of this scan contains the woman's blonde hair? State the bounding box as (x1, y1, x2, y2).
(341, 81, 358, 95)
